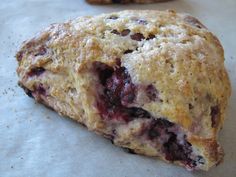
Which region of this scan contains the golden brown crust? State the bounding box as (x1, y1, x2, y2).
(16, 10, 231, 171)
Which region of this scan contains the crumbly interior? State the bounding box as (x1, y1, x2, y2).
(16, 10, 231, 170)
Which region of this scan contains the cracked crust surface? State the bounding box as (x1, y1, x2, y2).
(16, 10, 231, 171)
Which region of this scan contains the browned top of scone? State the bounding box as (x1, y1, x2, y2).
(16, 10, 231, 140)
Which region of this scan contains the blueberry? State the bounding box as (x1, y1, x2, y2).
(146, 84, 159, 101)
(28, 67, 45, 77)
(130, 33, 145, 41)
(111, 29, 120, 35)
(121, 29, 131, 36)
(146, 34, 155, 40)
(124, 50, 133, 54)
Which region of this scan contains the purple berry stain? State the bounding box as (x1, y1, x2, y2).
(93, 60, 202, 169)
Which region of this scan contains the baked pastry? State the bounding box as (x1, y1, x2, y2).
(16, 10, 231, 171)
(86, 0, 165, 3)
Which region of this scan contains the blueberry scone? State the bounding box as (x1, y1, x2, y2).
(86, 0, 164, 4)
(16, 10, 231, 170)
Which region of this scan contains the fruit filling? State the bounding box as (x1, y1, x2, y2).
(28, 67, 45, 77)
(93, 60, 204, 169)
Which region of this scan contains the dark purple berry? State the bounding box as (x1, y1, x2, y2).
(121, 29, 131, 36)
(163, 133, 192, 162)
(147, 34, 155, 40)
(124, 49, 133, 54)
(28, 67, 45, 77)
(35, 84, 46, 95)
(111, 29, 120, 35)
(126, 107, 151, 119)
(130, 33, 145, 41)
(136, 19, 148, 25)
(146, 84, 159, 101)
(93, 62, 113, 85)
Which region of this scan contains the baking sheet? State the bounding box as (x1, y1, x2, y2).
(0, 0, 236, 176)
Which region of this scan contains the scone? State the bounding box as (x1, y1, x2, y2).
(86, 0, 164, 4)
(16, 10, 231, 171)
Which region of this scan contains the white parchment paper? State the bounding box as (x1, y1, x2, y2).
(0, 0, 236, 176)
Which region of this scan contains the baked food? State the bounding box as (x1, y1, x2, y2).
(16, 10, 231, 170)
(86, 0, 165, 3)
(16, 9, 231, 171)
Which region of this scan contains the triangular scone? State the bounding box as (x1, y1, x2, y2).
(16, 10, 231, 170)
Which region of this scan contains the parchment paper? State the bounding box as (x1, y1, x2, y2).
(0, 0, 236, 176)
